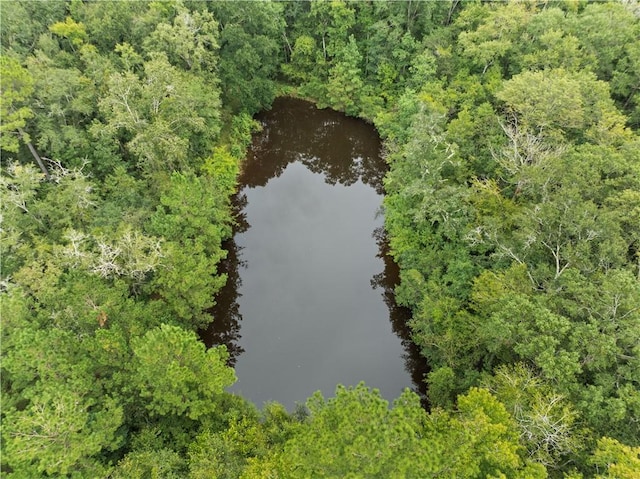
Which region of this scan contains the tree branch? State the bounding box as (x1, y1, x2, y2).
(17, 127, 49, 179)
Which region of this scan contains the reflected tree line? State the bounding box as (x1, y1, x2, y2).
(241, 97, 386, 194)
(371, 226, 429, 403)
(201, 97, 427, 399)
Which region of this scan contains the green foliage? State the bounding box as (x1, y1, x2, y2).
(282, 34, 318, 84)
(281, 384, 421, 477)
(227, 112, 262, 158)
(0, 55, 34, 153)
(2, 386, 121, 477)
(23, 52, 99, 169)
(208, 0, 285, 114)
(590, 437, 640, 479)
(143, 3, 219, 74)
(0, 162, 43, 273)
(379, 0, 640, 469)
(0, 0, 67, 56)
(149, 171, 231, 249)
(246, 385, 543, 478)
(456, 1, 533, 75)
(309, 0, 356, 58)
(569, 2, 639, 87)
(3, 1, 639, 476)
(484, 364, 585, 471)
(326, 35, 363, 116)
(49, 16, 88, 49)
(201, 146, 240, 195)
(146, 171, 232, 326)
(97, 51, 221, 174)
(441, 387, 546, 479)
(110, 448, 186, 479)
(1, 3, 242, 474)
(70, 0, 153, 53)
(497, 69, 629, 143)
(1, 303, 125, 477)
(189, 418, 267, 478)
(131, 324, 236, 420)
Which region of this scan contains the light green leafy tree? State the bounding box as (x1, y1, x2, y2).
(131, 324, 236, 420)
(2, 385, 122, 478)
(456, 2, 533, 75)
(516, 7, 595, 73)
(309, 0, 355, 60)
(484, 364, 584, 470)
(432, 388, 546, 479)
(143, 2, 219, 74)
(282, 34, 319, 85)
(146, 171, 232, 326)
(569, 2, 639, 89)
(97, 52, 221, 174)
(326, 35, 364, 116)
(247, 384, 544, 478)
(0, 56, 34, 154)
(69, 0, 153, 53)
(110, 448, 186, 479)
(0, 162, 44, 273)
(591, 437, 640, 479)
(24, 52, 98, 169)
(2, 317, 124, 477)
(497, 69, 630, 145)
(48, 16, 88, 51)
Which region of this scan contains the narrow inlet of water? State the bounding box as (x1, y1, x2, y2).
(202, 97, 428, 409)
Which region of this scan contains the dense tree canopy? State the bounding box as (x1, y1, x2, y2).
(2, 1, 639, 477)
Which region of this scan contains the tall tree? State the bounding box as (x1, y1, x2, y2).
(207, 0, 285, 114)
(131, 324, 236, 420)
(97, 52, 221, 174)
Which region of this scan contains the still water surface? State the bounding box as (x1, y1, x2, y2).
(203, 97, 427, 409)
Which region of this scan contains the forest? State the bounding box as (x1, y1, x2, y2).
(1, 0, 639, 477)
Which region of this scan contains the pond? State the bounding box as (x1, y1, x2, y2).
(202, 97, 428, 409)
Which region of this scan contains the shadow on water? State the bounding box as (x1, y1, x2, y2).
(201, 97, 428, 405)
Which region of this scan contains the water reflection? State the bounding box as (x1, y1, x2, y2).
(202, 237, 245, 367)
(201, 97, 427, 406)
(240, 97, 386, 194)
(371, 226, 430, 400)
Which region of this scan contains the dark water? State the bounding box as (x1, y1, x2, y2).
(202, 97, 428, 409)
